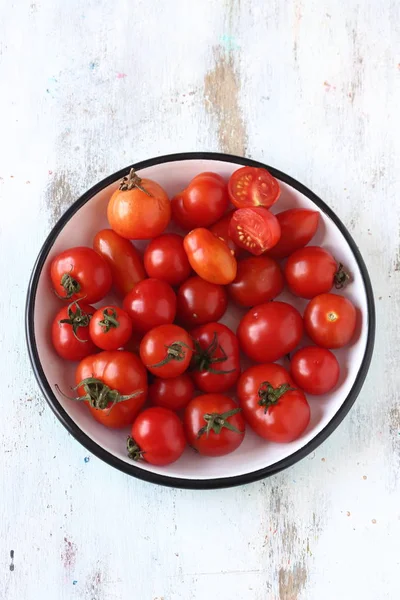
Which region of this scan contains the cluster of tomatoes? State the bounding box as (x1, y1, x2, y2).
(51, 166, 357, 467)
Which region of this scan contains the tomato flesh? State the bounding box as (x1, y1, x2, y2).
(228, 166, 280, 209)
(229, 207, 281, 256)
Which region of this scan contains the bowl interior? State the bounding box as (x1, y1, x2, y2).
(30, 157, 370, 482)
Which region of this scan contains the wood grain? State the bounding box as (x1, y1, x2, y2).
(0, 1, 399, 599)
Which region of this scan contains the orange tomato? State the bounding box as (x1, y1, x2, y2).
(107, 169, 171, 240)
(183, 228, 237, 285)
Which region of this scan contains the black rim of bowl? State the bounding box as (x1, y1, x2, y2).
(25, 152, 376, 489)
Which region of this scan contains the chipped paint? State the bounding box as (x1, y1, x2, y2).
(204, 45, 248, 156)
(45, 171, 75, 227)
(61, 537, 77, 571)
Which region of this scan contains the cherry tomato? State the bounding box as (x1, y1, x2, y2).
(183, 228, 237, 285)
(140, 324, 193, 378)
(228, 166, 280, 209)
(290, 346, 340, 395)
(93, 229, 146, 296)
(52, 301, 97, 361)
(285, 246, 350, 299)
(191, 323, 240, 393)
(209, 210, 245, 258)
(304, 293, 357, 348)
(171, 193, 197, 230)
(107, 168, 171, 240)
(50, 246, 112, 303)
(267, 209, 320, 259)
(237, 363, 310, 443)
(174, 172, 229, 227)
(123, 278, 176, 334)
(144, 233, 191, 286)
(71, 351, 147, 428)
(176, 276, 228, 328)
(228, 256, 284, 307)
(237, 301, 303, 363)
(148, 374, 195, 411)
(229, 207, 281, 256)
(89, 305, 133, 351)
(127, 407, 186, 466)
(184, 394, 245, 457)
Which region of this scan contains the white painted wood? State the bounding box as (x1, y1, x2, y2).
(0, 1, 398, 599)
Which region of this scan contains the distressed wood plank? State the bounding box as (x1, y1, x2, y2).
(0, 1, 399, 599)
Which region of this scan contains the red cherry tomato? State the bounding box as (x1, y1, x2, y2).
(237, 363, 310, 443)
(290, 346, 340, 395)
(72, 351, 147, 428)
(229, 207, 281, 256)
(89, 305, 133, 351)
(140, 324, 193, 379)
(174, 172, 229, 227)
(52, 301, 97, 361)
(128, 407, 186, 466)
(93, 229, 146, 296)
(148, 374, 195, 411)
(50, 246, 112, 303)
(183, 228, 237, 285)
(176, 276, 228, 328)
(237, 301, 303, 363)
(171, 193, 197, 230)
(184, 394, 245, 457)
(107, 169, 171, 240)
(267, 209, 320, 259)
(209, 211, 246, 258)
(228, 256, 284, 307)
(228, 166, 280, 209)
(304, 293, 357, 348)
(123, 278, 176, 334)
(285, 246, 350, 299)
(144, 233, 191, 287)
(191, 323, 240, 393)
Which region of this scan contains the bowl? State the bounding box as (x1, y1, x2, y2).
(26, 152, 375, 489)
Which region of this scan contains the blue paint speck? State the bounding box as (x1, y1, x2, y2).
(89, 61, 98, 70)
(84, 456, 90, 463)
(220, 34, 240, 52)
(73, 580, 78, 585)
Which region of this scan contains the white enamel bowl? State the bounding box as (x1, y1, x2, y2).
(26, 153, 375, 489)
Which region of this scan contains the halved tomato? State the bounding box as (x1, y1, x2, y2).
(228, 166, 280, 209)
(228, 207, 281, 256)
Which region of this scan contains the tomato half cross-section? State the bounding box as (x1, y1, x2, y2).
(229, 207, 281, 256)
(228, 166, 280, 209)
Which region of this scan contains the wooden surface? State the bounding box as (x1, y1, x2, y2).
(1, 1, 399, 599)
